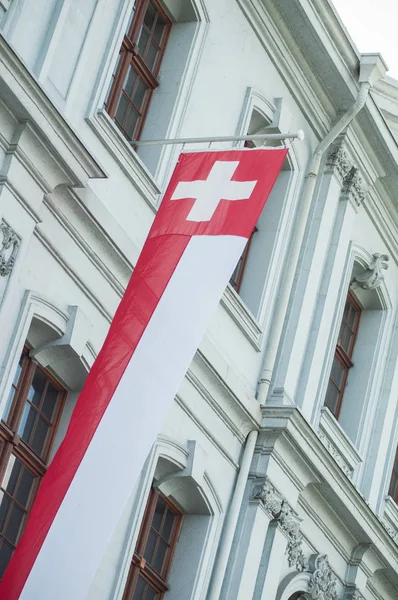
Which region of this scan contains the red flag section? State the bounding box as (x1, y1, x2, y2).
(0, 148, 287, 600)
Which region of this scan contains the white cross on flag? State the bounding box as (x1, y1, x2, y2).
(1, 148, 287, 599)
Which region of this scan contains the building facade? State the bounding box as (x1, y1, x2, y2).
(1, 0, 398, 599)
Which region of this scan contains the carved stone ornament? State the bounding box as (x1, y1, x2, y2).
(251, 479, 283, 517)
(307, 554, 338, 600)
(251, 479, 306, 572)
(351, 253, 389, 290)
(342, 167, 367, 207)
(326, 145, 352, 180)
(0, 221, 19, 277)
(279, 502, 306, 572)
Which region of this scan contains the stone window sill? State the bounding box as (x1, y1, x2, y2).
(86, 109, 160, 211)
(381, 495, 398, 545)
(221, 284, 262, 350)
(317, 406, 362, 478)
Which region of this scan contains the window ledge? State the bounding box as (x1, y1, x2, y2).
(221, 284, 262, 350)
(381, 496, 398, 545)
(317, 406, 362, 478)
(86, 109, 160, 211)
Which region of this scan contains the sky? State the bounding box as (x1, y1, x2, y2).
(331, 0, 398, 79)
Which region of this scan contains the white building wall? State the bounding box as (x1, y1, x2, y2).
(1, 0, 398, 599)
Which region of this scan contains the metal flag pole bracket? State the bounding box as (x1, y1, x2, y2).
(130, 130, 305, 147)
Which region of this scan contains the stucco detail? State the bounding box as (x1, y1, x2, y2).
(0, 221, 19, 277)
(351, 253, 389, 290)
(307, 554, 338, 600)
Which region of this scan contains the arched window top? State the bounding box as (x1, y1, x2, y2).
(276, 571, 312, 600)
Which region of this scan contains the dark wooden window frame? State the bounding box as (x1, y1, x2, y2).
(105, 0, 172, 142)
(122, 487, 183, 600)
(324, 292, 362, 419)
(0, 347, 66, 576)
(389, 445, 398, 503)
(230, 227, 258, 294)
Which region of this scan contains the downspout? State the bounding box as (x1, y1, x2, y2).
(257, 53, 387, 405)
(207, 429, 258, 600)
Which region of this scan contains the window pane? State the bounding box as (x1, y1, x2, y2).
(143, 529, 157, 563)
(143, 2, 156, 30)
(162, 508, 176, 542)
(123, 66, 138, 97)
(18, 404, 37, 445)
(132, 576, 146, 600)
(137, 27, 149, 56)
(41, 384, 59, 422)
(0, 539, 14, 579)
(3, 354, 24, 422)
(1, 455, 20, 497)
(0, 456, 38, 576)
(16, 467, 35, 508)
(132, 576, 159, 600)
(115, 94, 130, 126)
(152, 498, 165, 532)
(325, 380, 339, 417)
(152, 538, 168, 574)
(5, 503, 24, 544)
(0, 493, 11, 532)
(145, 42, 159, 72)
(28, 369, 47, 407)
(133, 78, 148, 111)
(153, 15, 167, 45)
(124, 106, 140, 139)
(30, 417, 50, 458)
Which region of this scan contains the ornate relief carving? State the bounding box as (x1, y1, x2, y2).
(326, 145, 352, 180)
(317, 432, 352, 477)
(351, 253, 389, 290)
(279, 502, 306, 571)
(251, 479, 283, 517)
(342, 167, 367, 206)
(307, 554, 338, 600)
(0, 221, 19, 277)
(252, 479, 306, 572)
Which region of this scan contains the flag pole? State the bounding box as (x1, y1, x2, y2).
(130, 130, 305, 146)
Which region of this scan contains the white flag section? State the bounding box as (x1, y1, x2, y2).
(1, 148, 287, 599)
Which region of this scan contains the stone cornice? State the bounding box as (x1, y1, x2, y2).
(260, 406, 398, 580)
(0, 36, 105, 186)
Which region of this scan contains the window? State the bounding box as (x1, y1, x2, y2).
(105, 0, 172, 142)
(123, 487, 182, 600)
(0, 347, 66, 578)
(324, 293, 362, 419)
(230, 227, 257, 294)
(388, 446, 398, 503)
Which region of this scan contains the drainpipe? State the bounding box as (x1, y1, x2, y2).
(207, 429, 258, 600)
(257, 53, 387, 405)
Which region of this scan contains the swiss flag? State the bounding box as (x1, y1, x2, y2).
(0, 148, 287, 600)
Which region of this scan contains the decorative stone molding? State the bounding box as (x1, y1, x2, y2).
(0, 221, 19, 277)
(351, 253, 389, 290)
(307, 554, 338, 600)
(326, 145, 352, 180)
(381, 518, 398, 545)
(251, 478, 306, 572)
(342, 167, 367, 207)
(279, 502, 306, 572)
(343, 588, 364, 600)
(317, 432, 351, 477)
(251, 479, 283, 517)
(317, 408, 362, 478)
